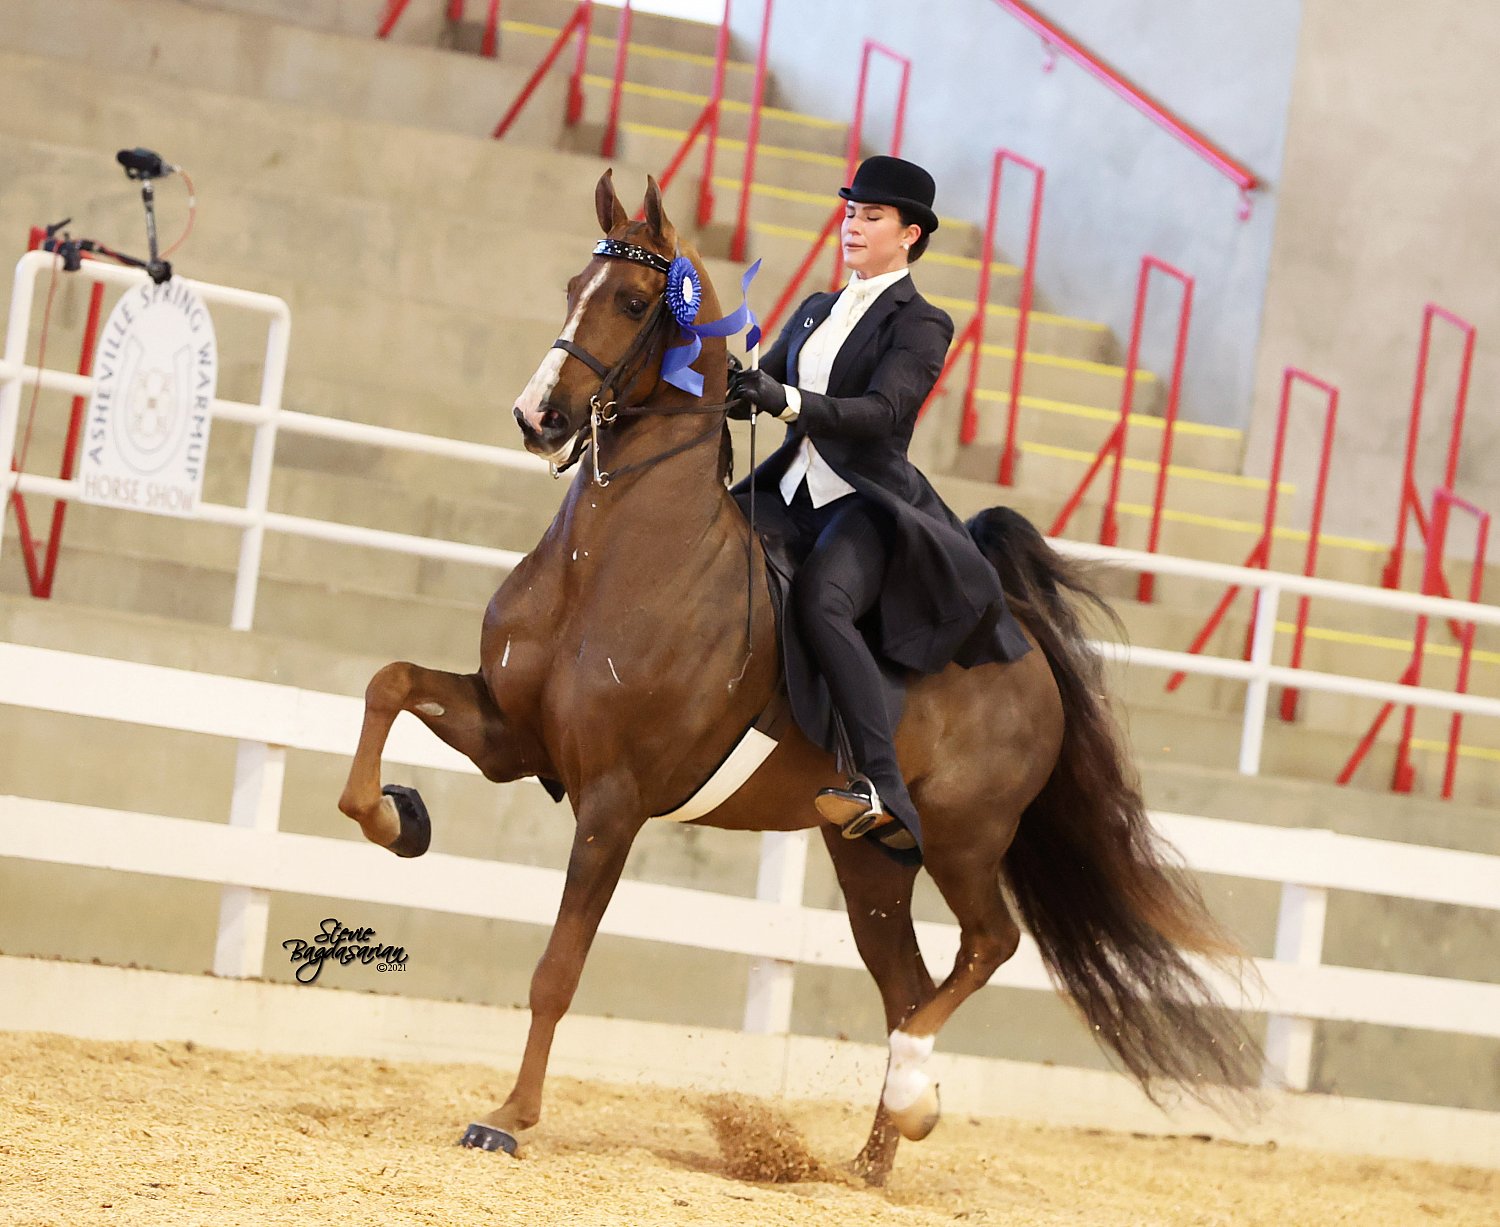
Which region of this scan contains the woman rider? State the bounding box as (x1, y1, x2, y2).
(730, 155, 1032, 862)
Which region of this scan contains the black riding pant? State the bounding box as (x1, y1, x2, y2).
(785, 482, 920, 844)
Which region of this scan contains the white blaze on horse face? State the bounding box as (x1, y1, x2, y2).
(515, 266, 609, 435)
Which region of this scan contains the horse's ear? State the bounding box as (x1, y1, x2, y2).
(643, 175, 678, 249)
(596, 169, 629, 235)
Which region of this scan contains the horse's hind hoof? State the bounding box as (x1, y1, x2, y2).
(888, 1083, 941, 1142)
(457, 1122, 519, 1154)
(381, 785, 431, 858)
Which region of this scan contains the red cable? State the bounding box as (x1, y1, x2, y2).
(161, 167, 197, 259)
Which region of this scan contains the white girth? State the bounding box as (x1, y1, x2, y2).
(650, 726, 779, 822)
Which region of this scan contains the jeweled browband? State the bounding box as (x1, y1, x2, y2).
(592, 238, 672, 275)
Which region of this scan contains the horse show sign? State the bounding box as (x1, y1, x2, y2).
(78, 277, 218, 517)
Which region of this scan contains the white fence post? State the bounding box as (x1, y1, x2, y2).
(1239, 582, 1281, 776)
(1262, 880, 1329, 1090)
(742, 829, 809, 1034)
(212, 740, 286, 978)
(230, 308, 292, 631)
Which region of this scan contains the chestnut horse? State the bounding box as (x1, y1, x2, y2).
(337, 173, 1256, 1184)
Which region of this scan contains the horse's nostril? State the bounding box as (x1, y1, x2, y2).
(541, 409, 566, 432)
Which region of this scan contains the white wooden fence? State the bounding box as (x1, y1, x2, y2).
(2, 639, 1498, 1096)
(4, 256, 1500, 1099)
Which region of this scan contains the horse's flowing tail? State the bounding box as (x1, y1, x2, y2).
(967, 507, 1262, 1105)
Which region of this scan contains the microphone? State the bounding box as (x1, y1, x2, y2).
(116, 147, 175, 180)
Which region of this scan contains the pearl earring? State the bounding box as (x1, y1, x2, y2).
(900, 242, 910, 250)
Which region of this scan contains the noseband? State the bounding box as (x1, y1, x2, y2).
(546, 239, 725, 487)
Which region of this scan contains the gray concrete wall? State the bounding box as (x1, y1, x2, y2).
(1247, 0, 1500, 551)
(731, 0, 1303, 431)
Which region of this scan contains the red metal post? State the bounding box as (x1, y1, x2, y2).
(730, 0, 774, 262)
(1050, 255, 1192, 564)
(959, 153, 1006, 449)
(1134, 267, 1193, 601)
(10, 231, 107, 599)
(762, 39, 910, 333)
(996, 158, 1043, 487)
(1273, 369, 1340, 720)
(696, 0, 732, 228)
(567, 0, 593, 126)
(829, 40, 912, 291)
(958, 151, 1045, 477)
(448, 0, 464, 22)
(601, 0, 633, 158)
(376, 0, 415, 39)
(481, 0, 501, 57)
(1388, 489, 1491, 798)
(1382, 303, 1476, 595)
(1165, 366, 1337, 693)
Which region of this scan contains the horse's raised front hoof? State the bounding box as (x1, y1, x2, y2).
(457, 1122, 518, 1154)
(887, 1083, 941, 1142)
(381, 785, 431, 858)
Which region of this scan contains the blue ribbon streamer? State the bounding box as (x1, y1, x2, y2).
(660, 258, 763, 397)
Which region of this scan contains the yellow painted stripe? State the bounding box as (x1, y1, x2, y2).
(1026, 441, 1290, 492)
(1269, 620, 1500, 667)
(583, 75, 846, 130)
(980, 342, 1156, 381)
(501, 20, 754, 73)
(1411, 738, 1500, 764)
(926, 292, 1107, 334)
(750, 222, 1017, 277)
(923, 250, 1017, 273)
(711, 178, 968, 231)
(1111, 501, 1388, 552)
(976, 390, 1242, 441)
(620, 122, 844, 168)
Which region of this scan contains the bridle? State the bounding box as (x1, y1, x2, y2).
(545, 238, 729, 488)
(545, 236, 764, 684)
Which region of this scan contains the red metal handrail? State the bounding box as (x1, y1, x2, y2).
(491, 0, 592, 139)
(1048, 254, 1192, 600)
(956, 149, 1043, 488)
(761, 37, 912, 335)
(1165, 367, 1339, 701)
(728, 0, 775, 262)
(988, 0, 1258, 215)
(8, 228, 106, 600)
(378, 0, 501, 54)
(651, 0, 731, 230)
(825, 40, 911, 290)
(1381, 303, 1476, 601)
(1339, 488, 1490, 799)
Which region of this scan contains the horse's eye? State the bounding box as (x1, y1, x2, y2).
(624, 298, 649, 318)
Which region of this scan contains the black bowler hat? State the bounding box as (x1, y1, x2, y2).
(839, 155, 939, 236)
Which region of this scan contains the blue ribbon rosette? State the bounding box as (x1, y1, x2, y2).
(660, 255, 763, 397)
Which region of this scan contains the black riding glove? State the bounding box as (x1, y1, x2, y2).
(727, 368, 792, 421)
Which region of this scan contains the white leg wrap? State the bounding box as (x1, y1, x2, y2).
(882, 1030, 935, 1113)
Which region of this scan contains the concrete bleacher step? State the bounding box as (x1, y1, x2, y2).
(10, 0, 1494, 774)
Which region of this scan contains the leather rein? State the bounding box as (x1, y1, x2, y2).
(546, 239, 735, 488)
